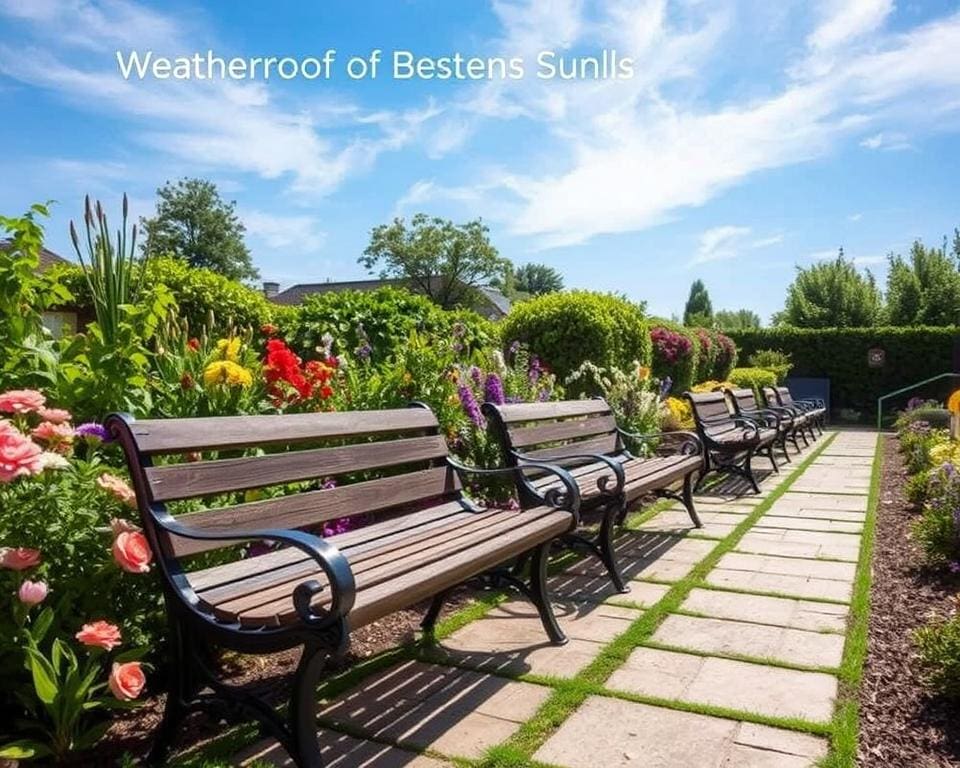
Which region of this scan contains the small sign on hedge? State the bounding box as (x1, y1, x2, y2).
(868, 347, 886, 368)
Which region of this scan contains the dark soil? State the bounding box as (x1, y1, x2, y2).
(858, 435, 960, 767)
(86, 590, 474, 766)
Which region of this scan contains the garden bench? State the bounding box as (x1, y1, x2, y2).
(106, 406, 581, 768)
(762, 385, 826, 437)
(482, 399, 702, 593)
(724, 387, 808, 461)
(685, 391, 779, 494)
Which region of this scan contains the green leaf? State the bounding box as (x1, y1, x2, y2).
(31, 606, 55, 643)
(25, 646, 60, 705)
(0, 739, 51, 759)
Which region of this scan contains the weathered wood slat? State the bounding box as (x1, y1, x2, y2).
(127, 409, 439, 454)
(492, 400, 611, 424)
(146, 435, 449, 502)
(169, 466, 461, 556)
(520, 434, 619, 462)
(507, 415, 617, 449)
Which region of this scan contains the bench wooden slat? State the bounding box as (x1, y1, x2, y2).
(687, 393, 731, 421)
(168, 466, 461, 557)
(126, 409, 439, 454)
(491, 400, 611, 424)
(507, 415, 617, 450)
(145, 435, 449, 502)
(520, 434, 619, 462)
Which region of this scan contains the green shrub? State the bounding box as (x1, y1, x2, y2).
(747, 349, 793, 384)
(906, 470, 931, 506)
(901, 407, 953, 430)
(728, 367, 777, 400)
(912, 463, 960, 567)
(729, 327, 960, 417)
(648, 319, 699, 394)
(287, 287, 495, 364)
(915, 612, 960, 698)
(500, 291, 651, 382)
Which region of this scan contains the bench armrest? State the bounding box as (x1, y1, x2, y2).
(739, 408, 782, 429)
(616, 428, 703, 457)
(446, 456, 581, 524)
(157, 516, 356, 628)
(513, 450, 625, 497)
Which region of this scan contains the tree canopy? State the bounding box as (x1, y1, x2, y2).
(513, 263, 564, 296)
(778, 250, 882, 328)
(140, 178, 258, 282)
(714, 308, 762, 330)
(886, 235, 960, 326)
(683, 279, 713, 326)
(359, 213, 509, 310)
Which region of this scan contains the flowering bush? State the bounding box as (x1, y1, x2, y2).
(915, 597, 960, 699)
(693, 329, 718, 384)
(713, 332, 738, 380)
(912, 462, 960, 568)
(660, 396, 694, 431)
(649, 321, 698, 394)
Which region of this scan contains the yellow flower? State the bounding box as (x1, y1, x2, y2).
(637, 365, 651, 381)
(203, 360, 253, 388)
(403, 371, 413, 384)
(948, 389, 960, 414)
(215, 337, 242, 362)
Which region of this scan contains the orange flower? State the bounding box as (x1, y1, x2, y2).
(97, 473, 137, 508)
(76, 620, 122, 650)
(109, 662, 146, 701)
(112, 531, 153, 573)
(0, 547, 41, 571)
(948, 389, 960, 414)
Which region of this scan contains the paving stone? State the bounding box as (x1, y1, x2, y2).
(681, 588, 848, 632)
(651, 613, 845, 668)
(608, 647, 837, 722)
(789, 480, 870, 494)
(735, 533, 860, 562)
(761, 503, 866, 523)
(548, 572, 670, 605)
(614, 531, 718, 561)
(812, 455, 874, 467)
(319, 660, 549, 759)
(756, 515, 863, 533)
(238, 729, 452, 767)
(779, 492, 868, 512)
(436, 600, 639, 677)
(637, 509, 744, 538)
(533, 696, 827, 768)
(716, 552, 857, 582)
(565, 550, 697, 583)
(706, 567, 852, 602)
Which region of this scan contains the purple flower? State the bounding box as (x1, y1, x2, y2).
(483, 372, 506, 405)
(458, 384, 485, 428)
(355, 341, 372, 360)
(508, 340, 521, 356)
(529, 356, 542, 385)
(469, 365, 483, 385)
(659, 376, 673, 398)
(75, 422, 110, 443)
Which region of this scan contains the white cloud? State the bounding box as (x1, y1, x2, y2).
(807, 0, 894, 52)
(808, 248, 842, 261)
(245, 211, 326, 254)
(848, 212, 863, 221)
(691, 225, 751, 265)
(859, 131, 913, 150)
(750, 234, 784, 248)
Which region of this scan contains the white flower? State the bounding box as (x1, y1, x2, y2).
(38, 452, 69, 471)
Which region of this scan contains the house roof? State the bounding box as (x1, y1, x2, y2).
(0, 239, 73, 271)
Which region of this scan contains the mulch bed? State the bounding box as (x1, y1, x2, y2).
(858, 434, 960, 767)
(85, 590, 474, 766)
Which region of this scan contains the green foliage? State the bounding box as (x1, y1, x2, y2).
(141, 178, 258, 282)
(500, 291, 651, 384)
(728, 367, 777, 399)
(692, 328, 719, 384)
(648, 319, 699, 394)
(747, 349, 793, 384)
(564, 362, 660, 447)
(886, 238, 960, 326)
(288, 287, 495, 365)
(915, 611, 960, 698)
(683, 279, 713, 326)
(899, 407, 953, 430)
(729, 326, 960, 416)
(912, 463, 960, 568)
(715, 308, 761, 330)
(512, 263, 564, 296)
(359, 214, 509, 310)
(713, 332, 738, 381)
(780, 252, 883, 328)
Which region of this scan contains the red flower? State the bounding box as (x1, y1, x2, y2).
(260, 323, 278, 336)
(186, 338, 200, 352)
(180, 372, 195, 391)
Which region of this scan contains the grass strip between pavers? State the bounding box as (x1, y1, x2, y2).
(819, 432, 882, 768)
(480, 432, 840, 767)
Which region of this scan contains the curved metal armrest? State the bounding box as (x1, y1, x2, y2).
(445, 456, 582, 524)
(740, 408, 782, 428)
(158, 516, 356, 627)
(616, 428, 703, 457)
(514, 449, 625, 496)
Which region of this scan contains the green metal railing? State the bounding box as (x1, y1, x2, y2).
(876, 372, 960, 430)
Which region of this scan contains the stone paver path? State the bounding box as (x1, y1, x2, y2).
(236, 429, 877, 768)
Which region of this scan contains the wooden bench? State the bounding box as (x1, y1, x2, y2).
(724, 387, 807, 462)
(482, 399, 703, 593)
(106, 407, 581, 768)
(685, 391, 779, 494)
(763, 385, 826, 437)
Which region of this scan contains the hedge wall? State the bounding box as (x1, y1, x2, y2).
(728, 327, 960, 416)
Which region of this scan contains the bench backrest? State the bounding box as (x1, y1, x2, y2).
(761, 386, 780, 408)
(482, 399, 620, 464)
(106, 408, 459, 560)
(776, 386, 796, 407)
(725, 388, 759, 415)
(685, 391, 733, 425)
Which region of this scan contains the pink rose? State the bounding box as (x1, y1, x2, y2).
(31, 422, 75, 454)
(97, 473, 137, 508)
(110, 517, 141, 535)
(0, 547, 41, 570)
(0, 430, 44, 482)
(108, 661, 145, 701)
(75, 620, 122, 650)
(0, 389, 45, 415)
(18, 580, 48, 606)
(112, 531, 153, 574)
(36, 407, 72, 424)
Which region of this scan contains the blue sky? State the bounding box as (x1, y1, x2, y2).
(1, 0, 959, 322)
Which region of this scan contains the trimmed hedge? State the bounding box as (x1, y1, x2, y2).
(729, 367, 777, 400)
(649, 319, 699, 394)
(729, 327, 960, 416)
(500, 291, 652, 381)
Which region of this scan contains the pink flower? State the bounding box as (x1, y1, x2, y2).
(109, 661, 145, 701)
(36, 407, 72, 424)
(0, 420, 20, 438)
(0, 429, 44, 482)
(112, 531, 153, 574)
(75, 620, 122, 650)
(18, 580, 48, 606)
(31, 422, 75, 454)
(0, 389, 45, 415)
(110, 517, 141, 535)
(97, 473, 137, 508)
(0, 547, 41, 571)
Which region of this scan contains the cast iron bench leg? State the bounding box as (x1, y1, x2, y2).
(530, 541, 568, 645)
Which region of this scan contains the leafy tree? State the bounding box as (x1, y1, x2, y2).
(359, 213, 509, 310)
(683, 279, 713, 326)
(779, 250, 882, 328)
(514, 263, 564, 296)
(141, 178, 258, 282)
(886, 237, 960, 326)
(715, 308, 762, 330)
